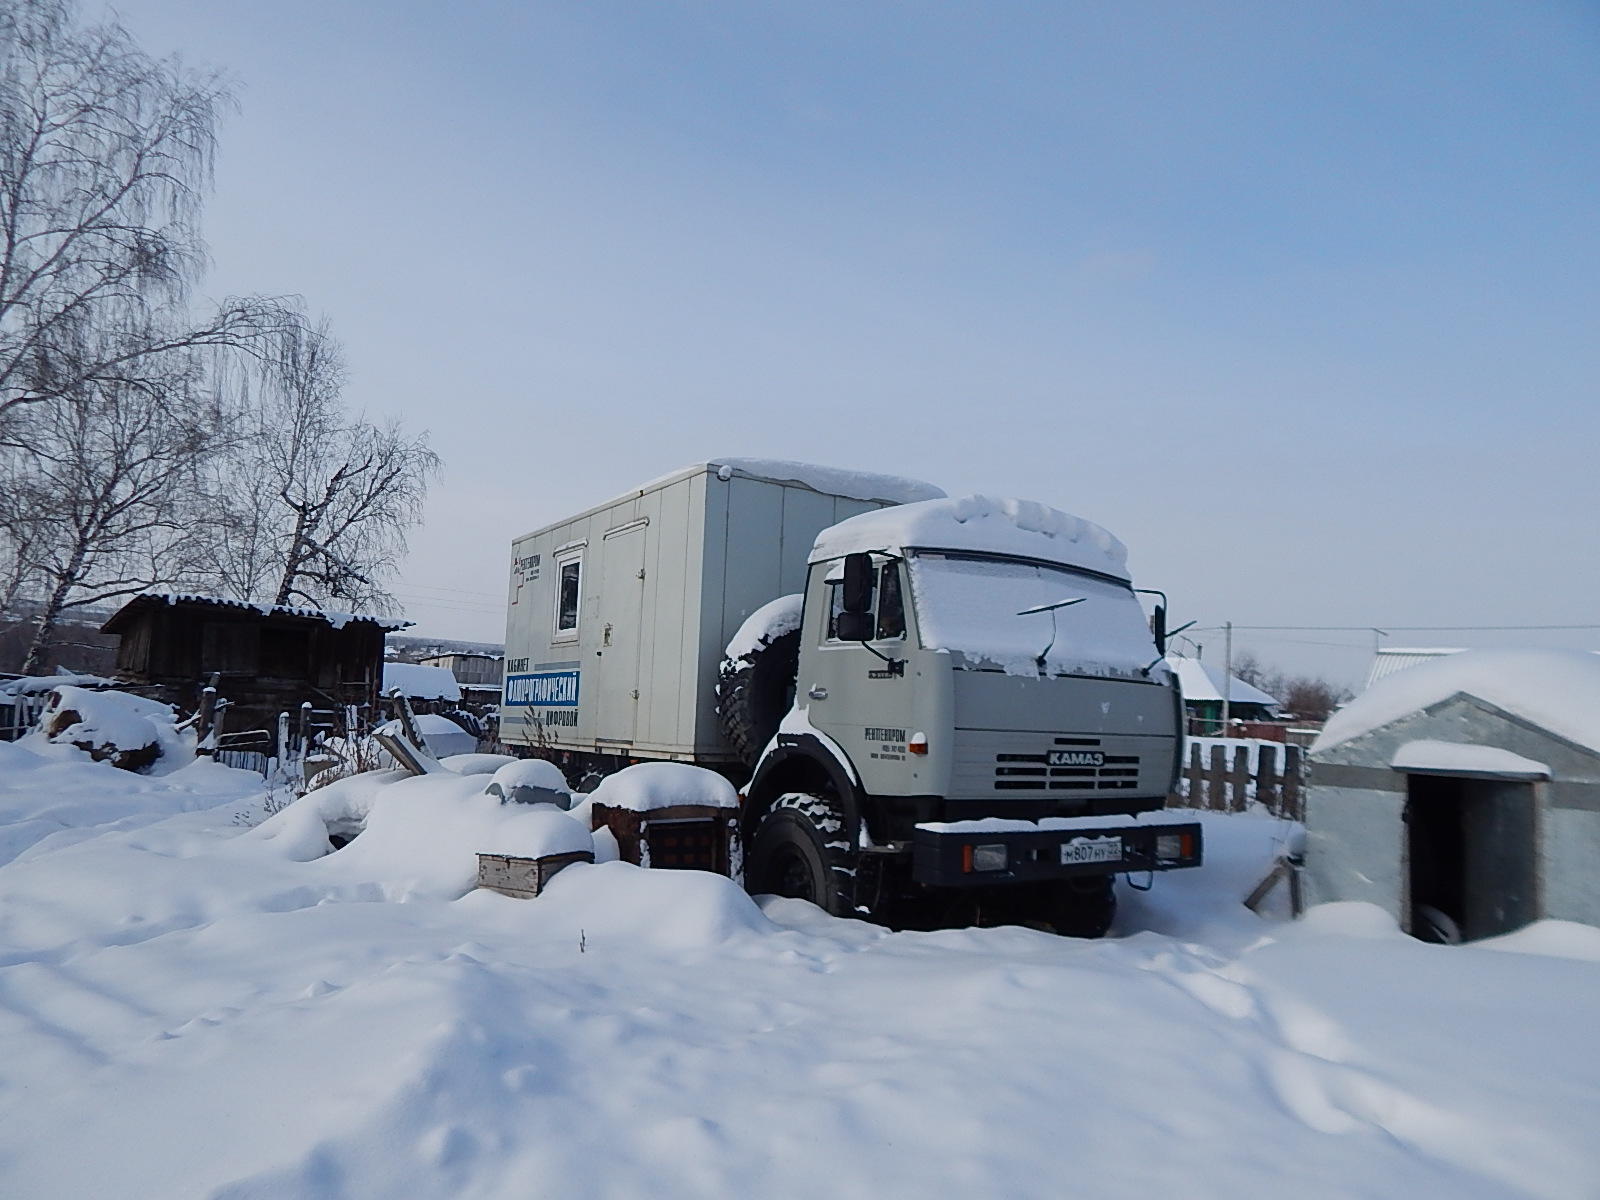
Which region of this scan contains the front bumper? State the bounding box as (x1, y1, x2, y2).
(911, 815, 1203, 887)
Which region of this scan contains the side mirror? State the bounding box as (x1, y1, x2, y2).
(835, 610, 874, 641)
(841, 553, 873, 613)
(1152, 604, 1167, 654)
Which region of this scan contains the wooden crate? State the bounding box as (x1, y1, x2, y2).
(476, 850, 594, 898)
(589, 802, 739, 875)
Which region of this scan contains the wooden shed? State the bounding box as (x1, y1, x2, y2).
(102, 594, 410, 752)
(1304, 649, 1600, 942)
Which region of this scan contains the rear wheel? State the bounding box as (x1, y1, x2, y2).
(746, 792, 856, 917)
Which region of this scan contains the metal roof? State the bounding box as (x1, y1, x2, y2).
(1165, 655, 1280, 707)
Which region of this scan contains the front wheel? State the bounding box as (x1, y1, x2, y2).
(1044, 876, 1118, 939)
(746, 793, 856, 917)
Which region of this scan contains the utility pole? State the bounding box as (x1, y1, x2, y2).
(1221, 620, 1233, 734)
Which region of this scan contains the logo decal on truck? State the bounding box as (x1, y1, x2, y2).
(505, 670, 580, 707)
(1049, 750, 1105, 767)
(865, 726, 907, 761)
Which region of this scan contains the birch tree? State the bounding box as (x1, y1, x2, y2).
(0, 0, 289, 437)
(206, 317, 440, 613)
(0, 0, 294, 669)
(6, 364, 220, 673)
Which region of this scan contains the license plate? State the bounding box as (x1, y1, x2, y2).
(1061, 837, 1122, 865)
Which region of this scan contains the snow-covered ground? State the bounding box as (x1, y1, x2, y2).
(1, 739, 1596, 1199)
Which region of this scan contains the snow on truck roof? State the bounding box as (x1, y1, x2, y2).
(619, 459, 943, 508)
(512, 460, 945, 545)
(809, 495, 1131, 580)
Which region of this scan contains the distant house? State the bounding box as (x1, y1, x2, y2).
(419, 651, 503, 706)
(101, 594, 410, 752)
(1165, 654, 1280, 732)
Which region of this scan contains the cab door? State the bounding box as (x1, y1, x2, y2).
(800, 557, 917, 796)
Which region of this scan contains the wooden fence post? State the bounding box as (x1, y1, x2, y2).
(1206, 745, 1226, 810)
(1256, 744, 1280, 813)
(1229, 746, 1250, 812)
(1182, 742, 1201, 806)
(1283, 744, 1304, 821)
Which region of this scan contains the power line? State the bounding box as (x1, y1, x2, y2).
(1190, 623, 1600, 633)
(396, 582, 502, 600)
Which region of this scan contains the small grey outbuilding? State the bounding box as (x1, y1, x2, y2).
(1304, 649, 1600, 942)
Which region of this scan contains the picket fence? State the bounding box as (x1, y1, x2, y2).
(1172, 737, 1305, 822)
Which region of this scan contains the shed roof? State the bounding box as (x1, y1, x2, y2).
(1364, 647, 1466, 690)
(1391, 740, 1551, 780)
(1315, 648, 1600, 756)
(101, 593, 411, 635)
(382, 662, 462, 702)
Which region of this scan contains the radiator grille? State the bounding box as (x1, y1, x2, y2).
(992, 737, 1140, 791)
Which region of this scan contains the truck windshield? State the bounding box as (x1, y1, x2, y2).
(905, 552, 1157, 679)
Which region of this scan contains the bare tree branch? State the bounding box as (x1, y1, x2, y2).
(201, 315, 440, 616)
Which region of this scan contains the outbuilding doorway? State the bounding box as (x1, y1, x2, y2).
(1403, 773, 1538, 943)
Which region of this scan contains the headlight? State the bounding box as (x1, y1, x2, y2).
(972, 843, 1008, 872)
(1155, 832, 1190, 861)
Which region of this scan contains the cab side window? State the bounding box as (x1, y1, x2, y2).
(823, 561, 906, 642)
(875, 562, 905, 640)
(826, 573, 873, 641)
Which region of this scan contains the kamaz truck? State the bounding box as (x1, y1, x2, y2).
(500, 459, 1200, 935)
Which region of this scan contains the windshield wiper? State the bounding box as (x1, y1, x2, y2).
(1016, 597, 1086, 617)
(1016, 596, 1085, 674)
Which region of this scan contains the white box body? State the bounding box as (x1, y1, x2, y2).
(500, 462, 932, 763)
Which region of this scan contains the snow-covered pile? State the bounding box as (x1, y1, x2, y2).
(375, 712, 478, 759)
(0, 739, 263, 867)
(484, 758, 573, 807)
(587, 760, 739, 812)
(0, 751, 1597, 1198)
(440, 752, 519, 776)
(812, 494, 1129, 579)
(724, 593, 803, 662)
(35, 685, 189, 771)
(251, 768, 594, 892)
(0, 669, 115, 697)
(1316, 648, 1600, 754)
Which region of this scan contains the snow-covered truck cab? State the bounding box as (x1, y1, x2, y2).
(743, 496, 1201, 933)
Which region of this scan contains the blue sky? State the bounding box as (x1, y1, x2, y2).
(107, 1, 1600, 683)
